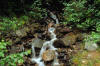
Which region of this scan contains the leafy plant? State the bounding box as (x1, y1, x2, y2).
(28, 0, 47, 20)
(0, 40, 9, 58)
(96, 22, 100, 32)
(0, 15, 29, 33)
(90, 32, 100, 43)
(63, 0, 100, 31)
(0, 50, 31, 66)
(0, 53, 23, 66)
(84, 32, 100, 43)
(0, 40, 31, 66)
(83, 31, 100, 51)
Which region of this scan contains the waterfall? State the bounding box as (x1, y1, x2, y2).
(31, 11, 59, 66)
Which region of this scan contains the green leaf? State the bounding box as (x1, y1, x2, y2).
(18, 59, 24, 64)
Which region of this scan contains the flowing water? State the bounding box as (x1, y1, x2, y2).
(31, 12, 59, 66)
(49, 11, 59, 24)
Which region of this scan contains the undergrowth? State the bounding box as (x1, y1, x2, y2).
(0, 40, 31, 66)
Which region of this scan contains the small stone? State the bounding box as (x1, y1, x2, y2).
(81, 59, 88, 64)
(42, 50, 55, 61)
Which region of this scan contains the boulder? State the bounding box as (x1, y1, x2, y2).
(42, 50, 55, 61)
(53, 40, 66, 48)
(61, 32, 78, 46)
(30, 38, 45, 48)
(85, 42, 98, 51)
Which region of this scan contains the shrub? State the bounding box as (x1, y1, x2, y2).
(63, 0, 100, 46)
(84, 32, 100, 51)
(0, 40, 8, 58)
(0, 50, 31, 66)
(0, 15, 29, 33)
(28, 0, 47, 20)
(0, 40, 31, 66)
(63, 0, 100, 31)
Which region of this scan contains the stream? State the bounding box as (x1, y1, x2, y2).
(31, 11, 59, 66)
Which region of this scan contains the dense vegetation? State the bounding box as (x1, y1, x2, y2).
(0, 0, 100, 66)
(63, 0, 100, 44)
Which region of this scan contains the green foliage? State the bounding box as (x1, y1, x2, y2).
(0, 0, 47, 20)
(0, 51, 31, 66)
(0, 0, 47, 33)
(63, 0, 100, 45)
(96, 22, 100, 32)
(0, 40, 31, 66)
(0, 0, 34, 16)
(63, 0, 100, 31)
(63, 0, 86, 23)
(0, 40, 8, 58)
(90, 32, 100, 43)
(28, 0, 47, 20)
(84, 32, 100, 45)
(0, 15, 29, 33)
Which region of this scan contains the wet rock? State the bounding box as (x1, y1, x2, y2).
(77, 33, 85, 41)
(35, 64, 38, 66)
(56, 26, 71, 33)
(61, 32, 78, 46)
(55, 26, 71, 38)
(42, 50, 55, 61)
(10, 44, 24, 53)
(45, 61, 52, 66)
(57, 48, 70, 66)
(15, 23, 39, 38)
(30, 38, 45, 48)
(16, 27, 29, 37)
(53, 40, 66, 48)
(59, 27, 71, 33)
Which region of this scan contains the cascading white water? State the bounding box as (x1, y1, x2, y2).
(49, 11, 59, 24)
(31, 11, 59, 66)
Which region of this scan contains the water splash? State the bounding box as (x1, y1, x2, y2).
(31, 45, 35, 58)
(53, 52, 59, 66)
(31, 57, 45, 66)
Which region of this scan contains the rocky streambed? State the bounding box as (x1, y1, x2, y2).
(4, 21, 87, 66)
(4, 22, 100, 66)
(3, 12, 100, 66)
